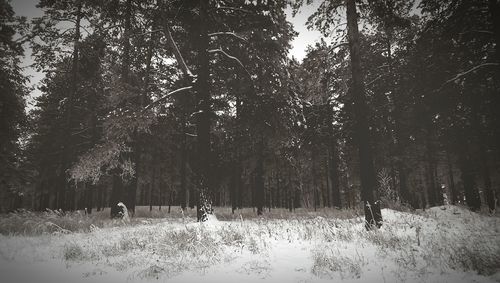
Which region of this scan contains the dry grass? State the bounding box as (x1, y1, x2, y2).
(1, 205, 498, 281)
(0, 205, 362, 236)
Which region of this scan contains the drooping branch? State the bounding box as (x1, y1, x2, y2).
(134, 29, 163, 36)
(329, 42, 348, 52)
(208, 32, 247, 41)
(208, 48, 252, 78)
(439, 62, 500, 90)
(160, 16, 193, 77)
(367, 73, 389, 86)
(144, 86, 193, 110)
(216, 6, 251, 13)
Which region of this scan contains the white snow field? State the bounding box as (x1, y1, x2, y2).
(0, 205, 499, 283)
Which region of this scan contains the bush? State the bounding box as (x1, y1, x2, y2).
(0, 209, 108, 235)
(311, 245, 365, 279)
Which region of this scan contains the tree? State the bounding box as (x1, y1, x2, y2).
(294, 0, 383, 228)
(0, 0, 28, 212)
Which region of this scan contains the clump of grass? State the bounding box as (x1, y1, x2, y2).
(153, 225, 224, 272)
(238, 260, 272, 278)
(448, 241, 500, 275)
(219, 224, 245, 246)
(0, 209, 108, 235)
(363, 228, 412, 252)
(136, 265, 165, 280)
(63, 242, 100, 261)
(422, 226, 500, 275)
(311, 245, 365, 279)
(63, 242, 85, 261)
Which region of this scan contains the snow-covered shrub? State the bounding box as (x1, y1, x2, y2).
(63, 243, 84, 261)
(247, 235, 261, 254)
(0, 209, 108, 235)
(363, 225, 412, 252)
(219, 224, 245, 246)
(448, 241, 500, 275)
(311, 244, 365, 279)
(419, 207, 500, 276)
(136, 265, 165, 280)
(377, 168, 400, 209)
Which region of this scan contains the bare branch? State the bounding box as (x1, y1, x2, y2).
(367, 73, 388, 86)
(144, 86, 193, 110)
(439, 62, 500, 91)
(330, 42, 349, 52)
(208, 32, 247, 42)
(217, 6, 251, 13)
(161, 17, 193, 77)
(459, 30, 494, 36)
(208, 48, 252, 78)
(134, 29, 163, 36)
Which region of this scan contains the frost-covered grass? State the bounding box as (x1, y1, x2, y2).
(0, 209, 109, 235)
(0, 206, 362, 236)
(0, 205, 499, 283)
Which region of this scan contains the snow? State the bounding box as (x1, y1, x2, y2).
(0, 206, 499, 283)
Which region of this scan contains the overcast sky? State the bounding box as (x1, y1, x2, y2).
(12, 0, 325, 108)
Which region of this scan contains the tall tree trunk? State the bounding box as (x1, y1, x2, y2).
(489, 0, 500, 65)
(86, 184, 93, 214)
(129, 14, 156, 216)
(149, 168, 154, 212)
(255, 139, 265, 215)
(425, 137, 437, 207)
(57, 0, 82, 212)
(110, 0, 133, 217)
(232, 91, 243, 214)
(125, 147, 139, 216)
(195, 0, 212, 222)
(471, 102, 495, 212)
(479, 143, 495, 212)
(385, 38, 411, 207)
(312, 148, 317, 212)
(180, 116, 188, 210)
(346, 0, 382, 229)
(96, 184, 102, 211)
(288, 166, 293, 212)
(458, 145, 481, 211)
(446, 150, 457, 205)
(325, 148, 331, 207)
(330, 138, 342, 208)
(231, 159, 242, 214)
(276, 165, 281, 208)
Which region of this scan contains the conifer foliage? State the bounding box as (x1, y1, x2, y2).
(1, 0, 499, 221)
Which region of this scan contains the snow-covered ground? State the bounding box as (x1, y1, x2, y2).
(0, 206, 499, 283)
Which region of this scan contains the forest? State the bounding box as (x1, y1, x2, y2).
(1, 0, 500, 226)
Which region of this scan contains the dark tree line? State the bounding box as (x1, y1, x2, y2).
(1, 0, 499, 227)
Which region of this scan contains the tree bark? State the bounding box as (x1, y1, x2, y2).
(330, 138, 342, 208)
(86, 184, 93, 214)
(385, 36, 411, 207)
(179, 116, 188, 210)
(312, 148, 317, 212)
(425, 137, 437, 207)
(471, 102, 495, 212)
(57, 0, 82, 212)
(346, 0, 382, 229)
(195, 0, 212, 222)
(458, 145, 481, 211)
(446, 150, 457, 204)
(255, 139, 265, 215)
(109, 0, 133, 218)
(489, 0, 500, 65)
